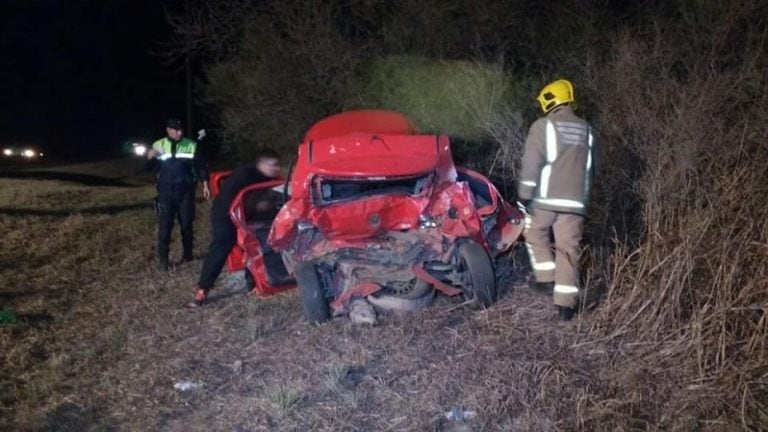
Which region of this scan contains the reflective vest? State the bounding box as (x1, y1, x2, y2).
(152, 137, 201, 190)
(152, 137, 198, 160)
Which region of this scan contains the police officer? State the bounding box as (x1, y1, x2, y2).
(147, 118, 209, 270)
(517, 79, 595, 321)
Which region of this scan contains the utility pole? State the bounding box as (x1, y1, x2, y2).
(185, 54, 193, 136)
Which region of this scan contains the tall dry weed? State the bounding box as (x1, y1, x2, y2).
(571, 0, 768, 425)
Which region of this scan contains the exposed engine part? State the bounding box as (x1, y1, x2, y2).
(368, 288, 435, 312)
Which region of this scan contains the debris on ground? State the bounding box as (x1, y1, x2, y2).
(444, 407, 477, 422)
(349, 298, 377, 325)
(173, 381, 204, 392)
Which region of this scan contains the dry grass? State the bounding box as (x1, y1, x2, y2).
(0, 158, 751, 431)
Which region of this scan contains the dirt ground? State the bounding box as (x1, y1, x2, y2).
(0, 160, 743, 431)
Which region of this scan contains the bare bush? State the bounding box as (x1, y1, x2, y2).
(572, 0, 768, 426)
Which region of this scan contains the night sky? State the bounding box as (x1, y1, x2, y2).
(1, 0, 187, 159)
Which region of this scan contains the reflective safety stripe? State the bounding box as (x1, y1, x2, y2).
(525, 214, 555, 274)
(554, 284, 579, 294)
(533, 261, 556, 271)
(534, 198, 585, 208)
(545, 120, 557, 163)
(539, 166, 552, 197)
(584, 129, 594, 200)
(525, 241, 539, 270)
(521, 180, 537, 187)
(159, 153, 195, 160)
(539, 120, 557, 198)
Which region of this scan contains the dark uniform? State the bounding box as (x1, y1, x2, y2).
(197, 164, 273, 290)
(150, 135, 208, 267)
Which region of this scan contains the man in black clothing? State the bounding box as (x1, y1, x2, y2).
(190, 149, 281, 307)
(147, 118, 209, 270)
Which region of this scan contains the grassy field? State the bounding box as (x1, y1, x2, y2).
(0, 160, 746, 431)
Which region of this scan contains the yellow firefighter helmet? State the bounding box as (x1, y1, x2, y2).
(537, 79, 575, 113)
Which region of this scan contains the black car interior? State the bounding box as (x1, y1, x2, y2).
(242, 189, 293, 286)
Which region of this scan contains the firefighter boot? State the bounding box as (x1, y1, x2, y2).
(558, 306, 576, 321)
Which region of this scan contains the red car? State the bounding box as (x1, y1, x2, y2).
(261, 110, 525, 322)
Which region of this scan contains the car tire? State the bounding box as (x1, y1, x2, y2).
(295, 262, 331, 323)
(457, 240, 497, 308)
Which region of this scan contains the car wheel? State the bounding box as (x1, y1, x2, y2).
(457, 240, 497, 307)
(382, 279, 433, 300)
(295, 262, 331, 323)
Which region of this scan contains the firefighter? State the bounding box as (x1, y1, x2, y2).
(146, 118, 209, 270)
(517, 79, 595, 321)
(189, 149, 281, 307)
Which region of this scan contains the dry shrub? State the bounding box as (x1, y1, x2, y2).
(573, 0, 768, 426)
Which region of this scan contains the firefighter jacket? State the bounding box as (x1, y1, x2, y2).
(517, 106, 594, 215)
(150, 137, 208, 194)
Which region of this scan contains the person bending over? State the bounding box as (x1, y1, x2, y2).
(189, 149, 281, 307)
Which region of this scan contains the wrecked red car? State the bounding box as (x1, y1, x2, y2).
(267, 110, 525, 323)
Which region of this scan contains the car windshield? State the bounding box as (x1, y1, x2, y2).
(313, 173, 432, 205)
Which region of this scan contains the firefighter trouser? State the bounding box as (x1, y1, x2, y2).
(156, 188, 196, 262)
(197, 215, 237, 290)
(524, 208, 584, 308)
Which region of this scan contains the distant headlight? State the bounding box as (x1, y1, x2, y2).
(133, 144, 147, 156)
(22, 149, 36, 158)
(2, 148, 12, 157)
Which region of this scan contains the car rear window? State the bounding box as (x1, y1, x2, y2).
(313, 173, 432, 205)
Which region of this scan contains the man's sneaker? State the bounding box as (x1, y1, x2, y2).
(558, 306, 576, 321)
(530, 281, 554, 295)
(187, 288, 208, 308)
